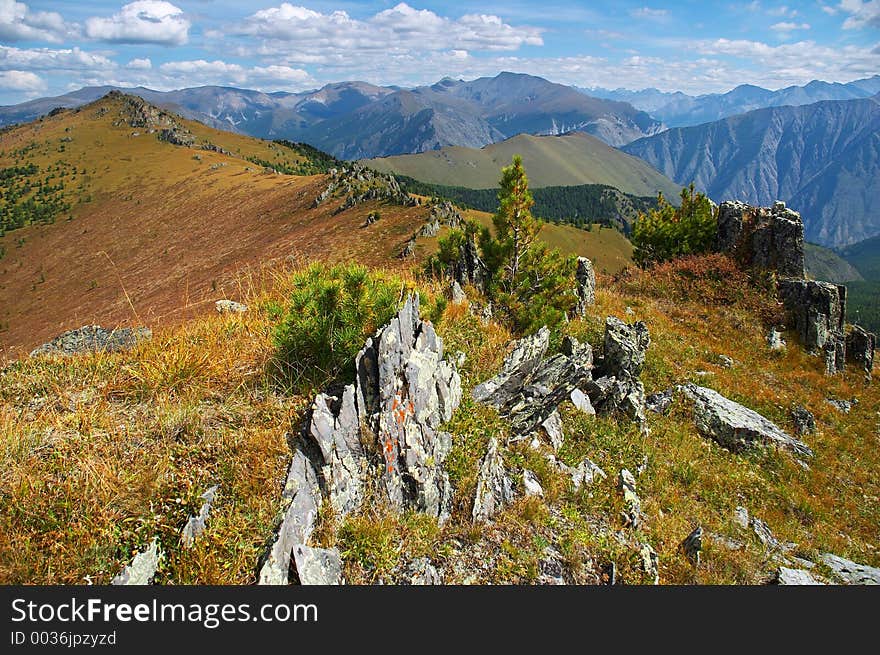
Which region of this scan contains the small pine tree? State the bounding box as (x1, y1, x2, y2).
(492, 155, 541, 294)
(632, 184, 716, 267)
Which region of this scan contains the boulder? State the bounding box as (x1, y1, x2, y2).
(846, 325, 876, 381)
(646, 389, 675, 415)
(680, 526, 703, 566)
(570, 388, 595, 415)
(791, 406, 816, 436)
(639, 543, 659, 584)
(258, 450, 322, 585)
(776, 567, 825, 585)
(522, 469, 544, 497)
(766, 328, 786, 352)
(400, 557, 442, 585)
(111, 539, 161, 586)
(293, 545, 344, 585)
(30, 325, 151, 357)
(820, 553, 880, 585)
(617, 469, 643, 528)
(540, 410, 564, 451)
(571, 458, 606, 490)
(472, 438, 514, 522)
(181, 485, 219, 548)
(682, 383, 813, 458)
(449, 231, 488, 292)
(573, 257, 596, 317)
(450, 280, 467, 304)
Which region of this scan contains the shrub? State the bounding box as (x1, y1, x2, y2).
(632, 184, 716, 267)
(272, 263, 406, 389)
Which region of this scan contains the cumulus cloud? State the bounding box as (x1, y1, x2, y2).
(0, 45, 115, 72)
(838, 0, 880, 29)
(157, 59, 315, 90)
(0, 0, 76, 43)
(770, 21, 811, 32)
(126, 57, 152, 70)
(85, 1, 190, 46)
(0, 69, 46, 94)
(235, 2, 543, 56)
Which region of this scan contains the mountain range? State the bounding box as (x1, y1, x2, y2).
(623, 94, 880, 247)
(0, 73, 663, 159)
(588, 75, 880, 127)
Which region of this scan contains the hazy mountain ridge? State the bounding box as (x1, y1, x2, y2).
(0, 73, 662, 159)
(587, 75, 880, 127)
(622, 94, 880, 247)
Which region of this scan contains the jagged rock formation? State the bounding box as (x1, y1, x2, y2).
(472, 328, 594, 437)
(181, 485, 218, 548)
(682, 383, 813, 458)
(846, 325, 876, 381)
(449, 280, 467, 303)
(617, 469, 643, 528)
(573, 257, 596, 317)
(586, 317, 651, 430)
(111, 539, 161, 585)
(766, 328, 786, 352)
(716, 200, 805, 278)
(472, 438, 514, 522)
(304, 296, 461, 523)
(680, 526, 703, 566)
(570, 458, 606, 490)
(778, 279, 847, 374)
(30, 325, 151, 357)
(258, 450, 322, 585)
(449, 230, 488, 292)
(776, 567, 824, 585)
(314, 164, 417, 213)
(522, 469, 544, 497)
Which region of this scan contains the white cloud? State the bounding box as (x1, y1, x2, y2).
(235, 2, 543, 56)
(629, 7, 669, 19)
(156, 59, 315, 90)
(0, 69, 46, 94)
(767, 5, 798, 16)
(0, 45, 115, 72)
(770, 21, 811, 31)
(839, 0, 880, 28)
(0, 0, 76, 43)
(126, 57, 152, 70)
(85, 1, 190, 46)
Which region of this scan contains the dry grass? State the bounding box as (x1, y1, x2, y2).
(0, 253, 877, 585)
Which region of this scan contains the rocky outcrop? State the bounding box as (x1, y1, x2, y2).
(573, 257, 596, 317)
(716, 200, 805, 278)
(778, 279, 847, 374)
(314, 165, 417, 212)
(680, 526, 703, 566)
(111, 539, 161, 585)
(181, 485, 218, 549)
(472, 329, 594, 438)
(846, 325, 876, 381)
(775, 567, 825, 585)
(258, 450, 322, 585)
(682, 383, 813, 458)
(472, 438, 514, 522)
(303, 295, 461, 522)
(617, 469, 643, 528)
(586, 318, 651, 430)
(30, 325, 152, 358)
(158, 127, 195, 147)
(429, 200, 462, 229)
(449, 231, 488, 292)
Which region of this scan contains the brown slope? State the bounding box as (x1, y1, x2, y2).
(0, 94, 429, 358)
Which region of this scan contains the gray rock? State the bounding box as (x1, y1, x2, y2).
(776, 567, 825, 585)
(733, 506, 750, 529)
(846, 325, 875, 381)
(449, 230, 488, 291)
(538, 547, 568, 585)
(258, 450, 322, 585)
(111, 539, 161, 585)
(778, 278, 846, 374)
(181, 485, 219, 548)
(587, 318, 650, 430)
(682, 383, 813, 458)
(749, 516, 780, 550)
(571, 458, 607, 490)
(401, 557, 442, 585)
(522, 469, 544, 497)
(820, 553, 880, 585)
(680, 526, 703, 566)
(791, 406, 816, 436)
(472, 438, 514, 522)
(826, 398, 853, 413)
(767, 328, 787, 352)
(215, 299, 248, 314)
(450, 280, 467, 304)
(293, 545, 344, 585)
(473, 327, 593, 438)
(30, 325, 151, 357)
(639, 543, 659, 584)
(617, 469, 642, 528)
(603, 317, 650, 376)
(717, 354, 734, 368)
(646, 389, 675, 415)
(570, 388, 596, 415)
(540, 410, 565, 451)
(398, 238, 416, 259)
(574, 257, 596, 317)
(716, 200, 805, 278)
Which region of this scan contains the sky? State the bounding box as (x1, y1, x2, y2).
(0, 0, 878, 104)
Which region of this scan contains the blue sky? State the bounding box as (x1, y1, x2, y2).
(0, 1, 878, 104)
